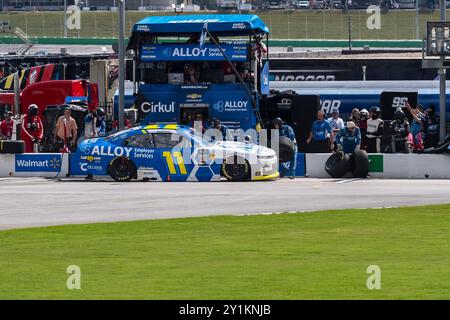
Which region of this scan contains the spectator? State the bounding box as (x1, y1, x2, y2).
(335, 121, 361, 154)
(20, 104, 43, 153)
(328, 108, 345, 151)
(424, 105, 440, 148)
(54, 107, 78, 152)
(405, 102, 425, 152)
(328, 108, 345, 131)
(0, 111, 14, 140)
(207, 118, 230, 142)
(348, 108, 360, 127)
(389, 108, 410, 153)
(366, 106, 384, 153)
(84, 108, 106, 139)
(272, 117, 297, 179)
(307, 110, 333, 153)
(358, 108, 369, 150)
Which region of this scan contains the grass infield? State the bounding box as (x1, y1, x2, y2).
(0, 204, 449, 299)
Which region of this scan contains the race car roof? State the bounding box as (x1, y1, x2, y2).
(127, 14, 269, 49)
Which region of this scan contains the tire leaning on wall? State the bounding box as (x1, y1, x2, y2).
(0, 140, 26, 154)
(278, 136, 295, 163)
(324, 153, 352, 178)
(351, 150, 369, 178)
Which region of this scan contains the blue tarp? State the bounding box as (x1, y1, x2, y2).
(131, 14, 269, 36)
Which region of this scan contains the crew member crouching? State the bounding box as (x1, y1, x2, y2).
(335, 121, 361, 154)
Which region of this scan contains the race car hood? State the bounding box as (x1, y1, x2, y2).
(209, 141, 276, 157)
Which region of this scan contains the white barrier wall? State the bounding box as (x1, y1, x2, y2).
(0, 153, 70, 178)
(306, 153, 450, 179)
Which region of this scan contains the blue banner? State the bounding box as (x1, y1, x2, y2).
(15, 154, 62, 172)
(140, 43, 249, 62)
(260, 61, 270, 95)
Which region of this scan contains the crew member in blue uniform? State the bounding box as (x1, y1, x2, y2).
(335, 121, 361, 154)
(272, 117, 297, 179)
(307, 110, 333, 153)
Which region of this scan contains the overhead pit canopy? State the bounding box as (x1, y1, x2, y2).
(127, 14, 269, 50)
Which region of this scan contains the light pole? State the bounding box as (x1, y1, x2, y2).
(118, 0, 125, 131)
(64, 0, 67, 38)
(415, 0, 419, 39)
(439, 0, 446, 142)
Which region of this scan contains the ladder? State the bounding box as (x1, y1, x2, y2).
(14, 27, 34, 55)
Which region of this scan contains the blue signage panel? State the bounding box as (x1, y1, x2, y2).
(140, 43, 249, 62)
(260, 61, 270, 95)
(137, 83, 257, 130)
(15, 154, 62, 172)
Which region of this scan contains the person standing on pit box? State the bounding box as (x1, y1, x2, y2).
(0, 111, 14, 140)
(20, 104, 43, 153)
(54, 107, 78, 152)
(366, 107, 384, 153)
(307, 110, 333, 153)
(358, 109, 369, 150)
(327, 107, 345, 151)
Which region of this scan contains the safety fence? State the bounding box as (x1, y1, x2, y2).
(0, 9, 448, 40)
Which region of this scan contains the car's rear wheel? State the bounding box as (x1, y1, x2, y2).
(222, 155, 251, 181)
(108, 157, 136, 182)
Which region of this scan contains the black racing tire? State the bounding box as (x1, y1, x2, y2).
(278, 136, 295, 163)
(222, 155, 251, 181)
(325, 153, 352, 178)
(351, 150, 369, 178)
(0, 140, 25, 154)
(108, 157, 137, 182)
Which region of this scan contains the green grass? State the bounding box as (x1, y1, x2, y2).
(0, 10, 448, 40)
(1, 204, 450, 299)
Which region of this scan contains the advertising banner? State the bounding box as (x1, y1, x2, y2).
(140, 43, 248, 62)
(15, 154, 63, 172)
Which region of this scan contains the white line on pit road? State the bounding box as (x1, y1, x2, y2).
(335, 178, 362, 184)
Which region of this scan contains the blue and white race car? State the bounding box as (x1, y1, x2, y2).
(70, 124, 279, 182)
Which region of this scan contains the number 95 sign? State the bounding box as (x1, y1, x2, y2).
(392, 96, 409, 108)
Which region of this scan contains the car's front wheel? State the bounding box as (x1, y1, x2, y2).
(222, 155, 251, 181)
(108, 157, 136, 182)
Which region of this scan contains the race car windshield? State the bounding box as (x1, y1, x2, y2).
(103, 128, 137, 142)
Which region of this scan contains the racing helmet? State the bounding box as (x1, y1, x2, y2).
(369, 107, 381, 119)
(360, 109, 369, 117)
(271, 117, 283, 128)
(96, 108, 106, 117)
(28, 104, 39, 116)
(394, 108, 406, 121)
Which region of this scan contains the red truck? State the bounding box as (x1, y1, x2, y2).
(0, 79, 99, 116)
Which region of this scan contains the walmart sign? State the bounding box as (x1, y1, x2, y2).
(15, 154, 62, 172)
(140, 43, 248, 62)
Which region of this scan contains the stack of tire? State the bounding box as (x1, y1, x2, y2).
(0, 140, 26, 154)
(325, 150, 369, 178)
